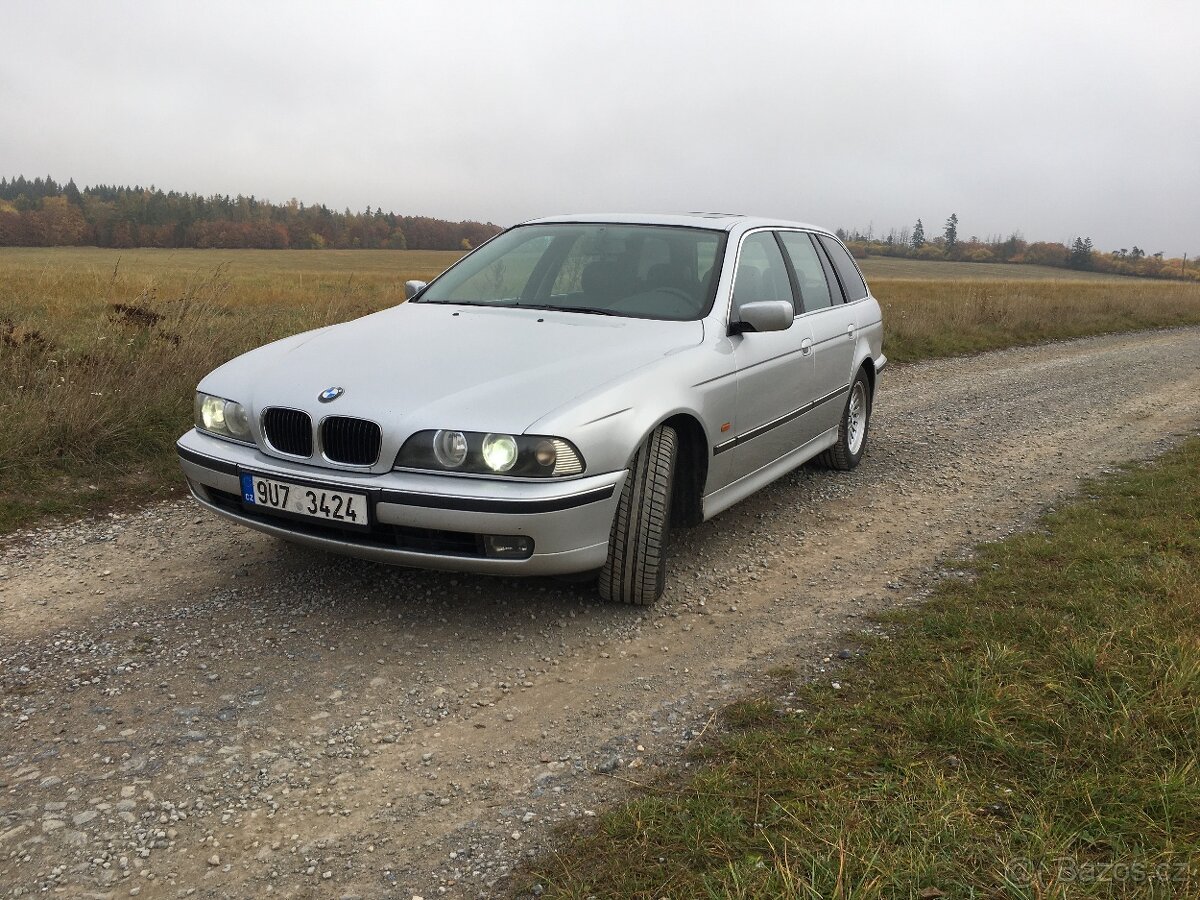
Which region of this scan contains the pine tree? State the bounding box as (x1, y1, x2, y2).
(943, 213, 958, 252)
(911, 219, 925, 249)
(1069, 237, 1094, 270)
(63, 178, 83, 207)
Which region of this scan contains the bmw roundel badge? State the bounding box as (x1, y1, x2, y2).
(318, 386, 345, 403)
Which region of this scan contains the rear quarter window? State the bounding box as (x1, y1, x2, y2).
(817, 235, 869, 302)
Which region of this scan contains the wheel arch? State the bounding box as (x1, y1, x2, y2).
(660, 412, 708, 528)
(857, 354, 877, 396)
(621, 412, 709, 529)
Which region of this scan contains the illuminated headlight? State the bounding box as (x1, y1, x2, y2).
(194, 392, 253, 443)
(395, 431, 585, 477)
(481, 433, 518, 472)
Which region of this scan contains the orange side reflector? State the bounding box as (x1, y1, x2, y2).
(720, 422, 731, 432)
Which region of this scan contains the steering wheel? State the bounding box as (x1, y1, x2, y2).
(650, 287, 699, 317)
(654, 287, 695, 304)
(610, 287, 697, 318)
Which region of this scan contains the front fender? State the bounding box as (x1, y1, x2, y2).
(526, 346, 730, 476)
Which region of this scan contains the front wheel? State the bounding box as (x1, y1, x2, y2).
(598, 425, 677, 606)
(819, 368, 872, 471)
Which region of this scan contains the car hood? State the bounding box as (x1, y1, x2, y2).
(203, 302, 704, 437)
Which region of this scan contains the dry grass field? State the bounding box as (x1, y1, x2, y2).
(873, 277, 1200, 361)
(0, 248, 459, 531)
(3, 247, 1200, 532)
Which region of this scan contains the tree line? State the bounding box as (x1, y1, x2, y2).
(3, 177, 1193, 282)
(837, 213, 1197, 281)
(0, 175, 502, 251)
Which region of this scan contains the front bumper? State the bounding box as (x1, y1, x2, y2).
(177, 429, 624, 575)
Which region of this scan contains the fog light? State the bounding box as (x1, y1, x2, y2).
(483, 534, 534, 559)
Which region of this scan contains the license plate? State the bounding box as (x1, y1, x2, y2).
(241, 474, 368, 526)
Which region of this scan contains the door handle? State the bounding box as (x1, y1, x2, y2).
(800, 338, 813, 355)
(847, 323, 856, 337)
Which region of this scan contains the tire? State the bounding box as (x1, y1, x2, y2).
(819, 367, 872, 471)
(598, 425, 677, 606)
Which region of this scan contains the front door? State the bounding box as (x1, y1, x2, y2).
(727, 231, 816, 475)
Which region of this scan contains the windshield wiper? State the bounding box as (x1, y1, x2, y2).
(517, 304, 621, 317)
(418, 299, 518, 308)
(419, 300, 622, 317)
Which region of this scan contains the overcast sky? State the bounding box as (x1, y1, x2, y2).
(3, 1, 1197, 255)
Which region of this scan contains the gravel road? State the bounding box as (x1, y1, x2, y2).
(3, 327, 1200, 899)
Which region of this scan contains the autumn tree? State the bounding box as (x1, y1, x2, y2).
(996, 232, 1026, 261)
(0, 175, 502, 250)
(1023, 241, 1070, 267)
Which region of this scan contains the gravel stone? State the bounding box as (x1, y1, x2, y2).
(2, 328, 1198, 897)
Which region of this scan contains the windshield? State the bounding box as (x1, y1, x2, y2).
(417, 223, 726, 321)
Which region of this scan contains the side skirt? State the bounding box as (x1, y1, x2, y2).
(701, 426, 839, 521)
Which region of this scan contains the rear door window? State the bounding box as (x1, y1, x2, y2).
(778, 232, 834, 312)
(817, 235, 869, 301)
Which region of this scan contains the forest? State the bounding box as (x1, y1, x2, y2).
(4, 176, 1194, 282)
(0, 175, 502, 251)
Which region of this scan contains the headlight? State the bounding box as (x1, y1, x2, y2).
(194, 392, 253, 443)
(432, 429, 469, 468)
(395, 430, 584, 477)
(481, 433, 518, 472)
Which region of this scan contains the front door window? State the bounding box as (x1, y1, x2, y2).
(732, 232, 794, 318)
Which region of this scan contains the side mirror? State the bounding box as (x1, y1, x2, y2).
(404, 280, 427, 300)
(732, 300, 794, 334)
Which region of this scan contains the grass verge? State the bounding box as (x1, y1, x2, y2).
(875, 278, 1200, 363)
(3, 248, 1200, 533)
(519, 438, 1200, 898)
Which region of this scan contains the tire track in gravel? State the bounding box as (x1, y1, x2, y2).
(2, 326, 1200, 899)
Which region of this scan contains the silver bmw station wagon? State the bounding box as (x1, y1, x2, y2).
(177, 214, 885, 605)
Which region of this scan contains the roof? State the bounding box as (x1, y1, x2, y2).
(521, 212, 832, 234)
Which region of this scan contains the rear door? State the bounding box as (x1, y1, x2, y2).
(778, 231, 857, 435)
(726, 231, 817, 474)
